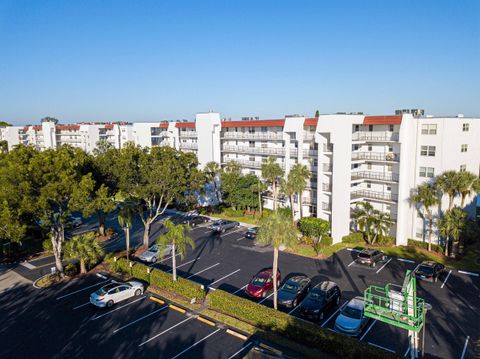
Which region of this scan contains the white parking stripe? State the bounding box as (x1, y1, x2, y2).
(397, 258, 415, 264)
(91, 296, 145, 320)
(113, 305, 168, 333)
(161, 253, 181, 263)
(73, 302, 91, 310)
(441, 270, 452, 288)
(458, 270, 479, 277)
(288, 305, 300, 315)
(460, 336, 470, 359)
(169, 328, 221, 359)
(368, 342, 396, 353)
(403, 344, 410, 357)
(167, 257, 201, 273)
(233, 284, 248, 295)
(227, 342, 254, 359)
(347, 260, 356, 267)
(138, 316, 194, 347)
(376, 258, 392, 274)
(209, 269, 241, 287)
(321, 301, 347, 327)
(359, 320, 377, 341)
(220, 228, 243, 237)
(259, 292, 274, 304)
(347, 248, 361, 252)
(186, 263, 220, 279)
(56, 279, 110, 300)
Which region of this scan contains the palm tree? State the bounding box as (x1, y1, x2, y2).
(157, 220, 194, 281)
(435, 170, 461, 210)
(204, 161, 222, 204)
(371, 211, 392, 244)
(353, 202, 376, 243)
(261, 156, 284, 211)
(280, 177, 296, 224)
(289, 164, 310, 218)
(457, 171, 478, 208)
(64, 232, 104, 274)
(409, 183, 439, 251)
(256, 212, 298, 310)
(118, 201, 136, 261)
(439, 208, 467, 257)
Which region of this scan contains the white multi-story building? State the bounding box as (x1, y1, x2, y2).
(2, 111, 479, 246)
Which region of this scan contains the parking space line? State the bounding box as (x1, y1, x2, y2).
(458, 270, 479, 277)
(259, 292, 274, 304)
(288, 305, 300, 315)
(167, 257, 200, 273)
(169, 328, 221, 359)
(359, 320, 377, 341)
(347, 260, 356, 267)
(56, 279, 110, 300)
(397, 258, 415, 264)
(321, 301, 347, 327)
(227, 342, 253, 359)
(376, 258, 392, 274)
(73, 302, 91, 310)
(368, 342, 395, 353)
(347, 248, 361, 252)
(138, 316, 194, 347)
(441, 270, 452, 288)
(221, 228, 243, 237)
(91, 296, 145, 320)
(186, 263, 220, 279)
(209, 269, 241, 287)
(460, 336, 470, 359)
(113, 305, 169, 333)
(233, 284, 248, 295)
(161, 253, 181, 263)
(403, 344, 410, 357)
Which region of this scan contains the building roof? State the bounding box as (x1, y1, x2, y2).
(221, 119, 285, 128)
(175, 122, 196, 129)
(363, 115, 402, 125)
(304, 117, 318, 126)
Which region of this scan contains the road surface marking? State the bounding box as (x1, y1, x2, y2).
(397, 258, 415, 264)
(458, 270, 479, 277)
(460, 336, 470, 359)
(113, 305, 168, 333)
(227, 342, 254, 359)
(376, 258, 392, 274)
(288, 305, 300, 315)
(347, 260, 356, 267)
(321, 301, 347, 327)
(161, 253, 181, 263)
(259, 292, 274, 304)
(186, 263, 220, 279)
(403, 344, 410, 357)
(359, 320, 377, 341)
(20, 262, 37, 269)
(441, 270, 452, 288)
(167, 257, 201, 273)
(56, 279, 110, 300)
(209, 269, 241, 287)
(73, 302, 91, 310)
(168, 329, 221, 359)
(91, 296, 145, 320)
(138, 316, 194, 347)
(347, 248, 361, 252)
(233, 284, 248, 295)
(368, 342, 396, 353)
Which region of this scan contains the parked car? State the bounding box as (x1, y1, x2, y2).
(210, 219, 240, 233)
(90, 281, 144, 308)
(245, 268, 282, 298)
(277, 275, 311, 308)
(138, 244, 173, 263)
(64, 215, 82, 229)
(355, 248, 385, 267)
(334, 296, 369, 336)
(182, 215, 210, 227)
(245, 227, 258, 240)
(298, 281, 341, 320)
(413, 261, 445, 282)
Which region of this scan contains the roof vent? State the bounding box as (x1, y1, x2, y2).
(457, 114, 464, 118)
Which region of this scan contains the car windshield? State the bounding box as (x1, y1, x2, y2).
(251, 276, 268, 286)
(308, 289, 326, 301)
(282, 282, 299, 293)
(96, 284, 117, 295)
(342, 306, 362, 319)
(418, 265, 434, 275)
(148, 245, 159, 253)
(358, 252, 371, 258)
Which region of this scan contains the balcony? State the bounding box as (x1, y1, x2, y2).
(179, 131, 197, 138)
(303, 149, 318, 157)
(351, 171, 399, 182)
(302, 197, 317, 205)
(303, 132, 315, 141)
(322, 202, 331, 211)
(289, 148, 298, 157)
(222, 145, 285, 156)
(352, 131, 399, 142)
(322, 183, 332, 192)
(306, 181, 317, 189)
(222, 132, 284, 140)
(223, 159, 285, 170)
(351, 190, 398, 202)
(179, 142, 198, 150)
(351, 152, 400, 162)
(322, 164, 333, 172)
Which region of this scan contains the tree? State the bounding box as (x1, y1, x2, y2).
(229, 174, 259, 211)
(298, 217, 330, 255)
(64, 232, 104, 274)
(93, 139, 114, 156)
(353, 202, 392, 244)
(157, 220, 194, 281)
(261, 156, 284, 211)
(0, 140, 8, 153)
(280, 176, 296, 223)
(117, 201, 136, 261)
(439, 208, 467, 257)
(371, 211, 392, 244)
(457, 171, 479, 208)
(256, 212, 298, 310)
(253, 177, 267, 217)
(40, 117, 59, 124)
(314, 110, 320, 118)
(0, 121, 12, 126)
(204, 161, 222, 204)
(83, 184, 116, 236)
(435, 170, 461, 211)
(220, 161, 242, 209)
(409, 183, 439, 251)
(289, 164, 310, 218)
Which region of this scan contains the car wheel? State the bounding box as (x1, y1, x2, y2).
(107, 300, 114, 308)
(434, 276, 438, 283)
(192, 223, 196, 227)
(372, 261, 376, 268)
(222, 229, 225, 233)
(293, 299, 298, 307)
(152, 257, 157, 263)
(135, 289, 142, 296)
(262, 291, 267, 298)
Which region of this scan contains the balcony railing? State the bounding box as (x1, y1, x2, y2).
(322, 164, 333, 172)
(290, 148, 298, 157)
(351, 190, 398, 202)
(222, 145, 285, 156)
(303, 132, 315, 140)
(352, 131, 399, 142)
(351, 171, 399, 182)
(302, 197, 317, 205)
(322, 183, 332, 192)
(179, 131, 197, 138)
(323, 144, 333, 152)
(222, 132, 284, 140)
(351, 152, 400, 162)
(179, 142, 198, 149)
(223, 159, 285, 170)
(322, 202, 331, 211)
(303, 149, 318, 157)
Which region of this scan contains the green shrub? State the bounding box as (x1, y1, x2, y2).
(321, 235, 333, 246)
(131, 262, 150, 282)
(104, 252, 116, 264)
(342, 232, 364, 244)
(116, 258, 132, 275)
(208, 290, 393, 359)
(150, 269, 205, 302)
(407, 239, 443, 254)
(224, 207, 242, 217)
(42, 239, 53, 253)
(64, 263, 79, 277)
(377, 235, 395, 245)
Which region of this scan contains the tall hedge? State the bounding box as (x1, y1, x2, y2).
(116, 258, 132, 275)
(131, 262, 150, 282)
(150, 268, 205, 302)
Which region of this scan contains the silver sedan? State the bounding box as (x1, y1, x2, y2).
(90, 281, 144, 308)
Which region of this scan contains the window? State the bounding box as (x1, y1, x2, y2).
(388, 145, 393, 152)
(419, 167, 435, 178)
(385, 204, 391, 211)
(386, 186, 391, 191)
(369, 125, 373, 132)
(352, 163, 359, 169)
(386, 164, 393, 171)
(420, 145, 436, 157)
(261, 127, 267, 132)
(460, 165, 466, 172)
(367, 183, 371, 189)
(249, 156, 255, 162)
(421, 124, 437, 135)
(354, 125, 359, 132)
(249, 141, 255, 147)
(389, 125, 394, 132)
(368, 145, 372, 151)
(367, 163, 372, 170)
(461, 144, 468, 152)
(416, 228, 424, 239)
(462, 123, 469, 132)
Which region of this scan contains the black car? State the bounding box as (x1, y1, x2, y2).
(245, 227, 258, 239)
(182, 215, 209, 227)
(298, 281, 341, 321)
(355, 248, 385, 267)
(414, 261, 445, 282)
(277, 275, 311, 308)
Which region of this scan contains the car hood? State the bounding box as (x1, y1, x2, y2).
(277, 290, 296, 302)
(416, 269, 433, 276)
(335, 314, 361, 331)
(246, 283, 264, 293)
(300, 298, 323, 311)
(139, 251, 155, 259)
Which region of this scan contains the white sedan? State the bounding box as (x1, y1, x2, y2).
(90, 281, 144, 308)
(138, 244, 173, 263)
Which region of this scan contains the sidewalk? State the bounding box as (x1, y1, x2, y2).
(0, 264, 31, 293)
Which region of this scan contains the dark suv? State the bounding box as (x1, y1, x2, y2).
(298, 281, 341, 321)
(355, 248, 385, 267)
(182, 215, 209, 227)
(414, 261, 445, 282)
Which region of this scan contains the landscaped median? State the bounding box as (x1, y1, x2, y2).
(106, 256, 398, 359)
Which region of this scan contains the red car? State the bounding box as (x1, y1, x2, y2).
(245, 268, 282, 298)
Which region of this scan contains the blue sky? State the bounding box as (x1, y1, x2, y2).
(0, 0, 479, 124)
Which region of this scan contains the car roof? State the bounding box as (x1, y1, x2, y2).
(314, 281, 337, 291)
(360, 248, 376, 255)
(420, 261, 437, 267)
(346, 296, 365, 310)
(286, 275, 308, 284)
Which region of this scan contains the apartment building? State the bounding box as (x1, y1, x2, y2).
(2, 112, 479, 246)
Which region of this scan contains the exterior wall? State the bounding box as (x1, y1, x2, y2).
(1, 126, 23, 149)
(195, 112, 221, 168)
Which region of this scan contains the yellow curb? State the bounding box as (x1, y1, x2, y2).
(226, 329, 248, 340)
(169, 304, 186, 313)
(196, 316, 216, 326)
(149, 296, 165, 305)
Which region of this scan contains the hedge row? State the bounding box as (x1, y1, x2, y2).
(116, 258, 132, 274)
(407, 239, 443, 254)
(341, 232, 364, 243)
(208, 289, 397, 359)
